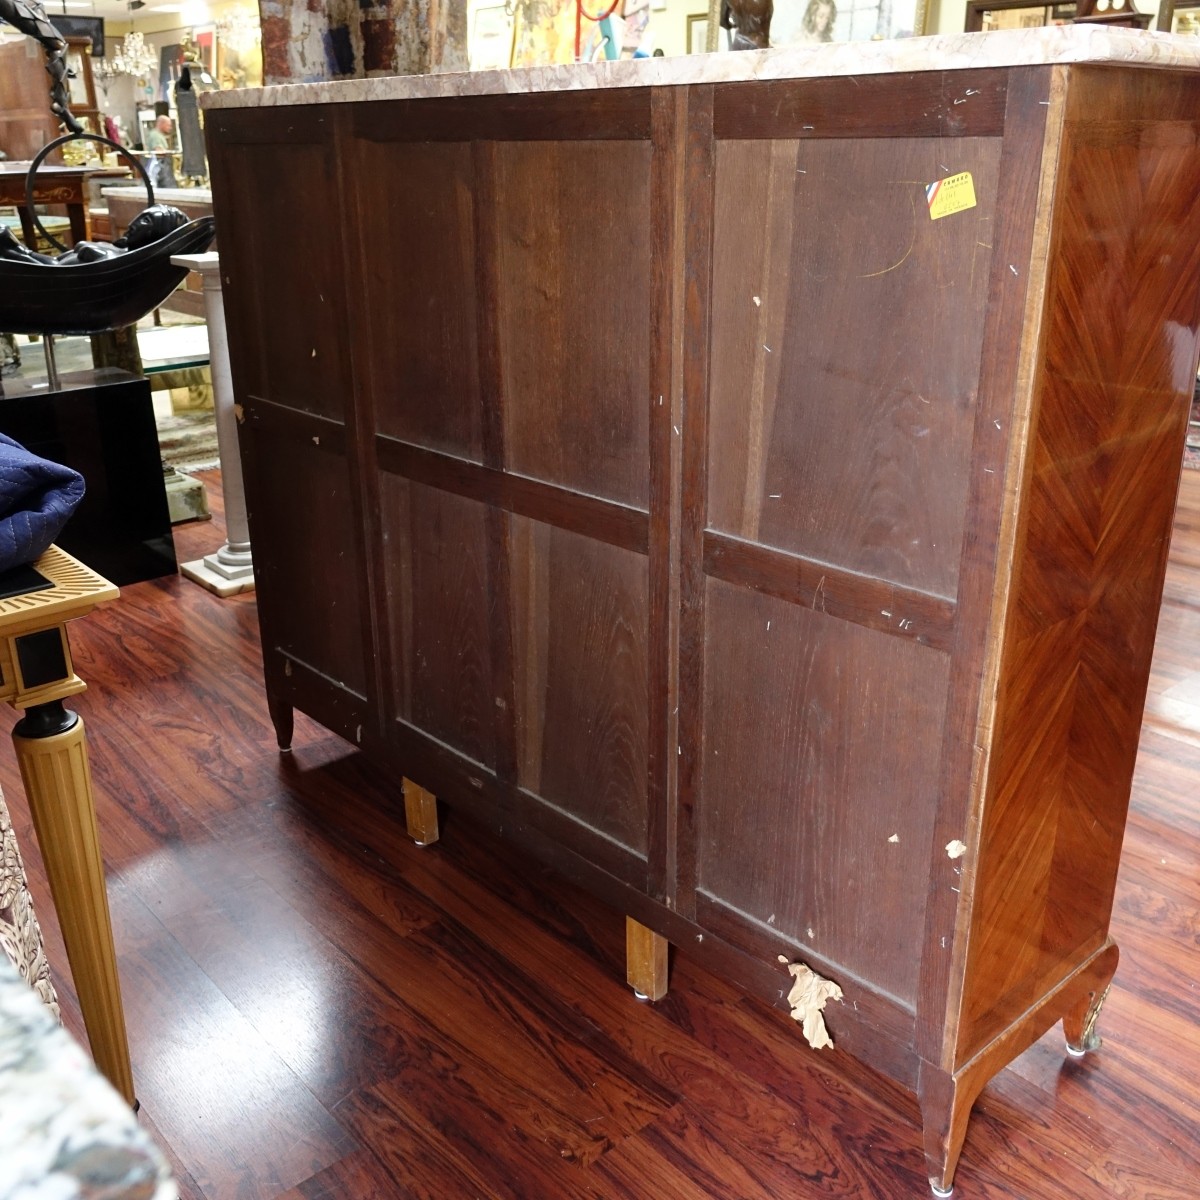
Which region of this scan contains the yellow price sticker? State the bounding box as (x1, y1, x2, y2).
(926, 172, 977, 221)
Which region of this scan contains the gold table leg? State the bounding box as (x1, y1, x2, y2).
(15, 701, 135, 1106)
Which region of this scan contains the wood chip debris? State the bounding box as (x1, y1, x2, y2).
(778, 956, 842, 1050)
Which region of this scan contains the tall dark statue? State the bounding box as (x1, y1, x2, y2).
(721, 0, 774, 49)
(0, 0, 83, 135)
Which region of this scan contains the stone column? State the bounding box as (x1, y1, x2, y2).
(170, 252, 255, 597)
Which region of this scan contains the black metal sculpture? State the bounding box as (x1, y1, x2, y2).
(0, 0, 84, 137)
(0, 217, 216, 336)
(0, 5, 217, 350)
(0, 133, 216, 336)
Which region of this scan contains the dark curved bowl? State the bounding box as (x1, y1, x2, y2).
(0, 217, 216, 336)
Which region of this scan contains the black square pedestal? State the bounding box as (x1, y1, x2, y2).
(0, 367, 176, 584)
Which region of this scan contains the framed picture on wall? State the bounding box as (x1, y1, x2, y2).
(471, 4, 514, 70)
(1158, 0, 1200, 31)
(51, 15, 104, 58)
(772, 0, 931, 44)
(63, 40, 97, 111)
(687, 10, 733, 51)
(193, 25, 217, 77)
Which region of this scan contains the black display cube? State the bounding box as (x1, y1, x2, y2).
(0, 367, 176, 584)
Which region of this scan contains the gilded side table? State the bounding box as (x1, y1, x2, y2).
(0, 545, 133, 1105)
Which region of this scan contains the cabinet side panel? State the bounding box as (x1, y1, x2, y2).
(958, 67, 1200, 1062)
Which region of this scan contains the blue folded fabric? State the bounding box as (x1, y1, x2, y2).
(0, 434, 85, 572)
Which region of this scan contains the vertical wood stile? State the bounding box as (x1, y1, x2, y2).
(647, 87, 688, 904)
(473, 138, 519, 785)
(332, 106, 393, 741)
(674, 86, 716, 919)
(913, 66, 1066, 1068)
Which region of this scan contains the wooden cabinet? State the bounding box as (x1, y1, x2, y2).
(205, 36, 1200, 1193)
(0, 38, 61, 162)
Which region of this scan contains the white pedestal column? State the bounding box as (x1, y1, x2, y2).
(170, 251, 255, 597)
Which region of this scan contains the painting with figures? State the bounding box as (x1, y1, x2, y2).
(770, 0, 929, 43)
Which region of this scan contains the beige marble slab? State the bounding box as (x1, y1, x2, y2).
(204, 26, 1200, 112)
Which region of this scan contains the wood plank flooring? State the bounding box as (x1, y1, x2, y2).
(4, 469, 1200, 1200)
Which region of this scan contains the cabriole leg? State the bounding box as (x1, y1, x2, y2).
(403, 778, 439, 847)
(1064, 982, 1113, 1057)
(626, 916, 668, 1001)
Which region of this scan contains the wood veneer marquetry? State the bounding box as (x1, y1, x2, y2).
(206, 59, 1200, 1193)
(956, 64, 1200, 1065)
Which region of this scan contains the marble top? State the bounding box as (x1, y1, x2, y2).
(204, 26, 1200, 112)
(0, 956, 177, 1200)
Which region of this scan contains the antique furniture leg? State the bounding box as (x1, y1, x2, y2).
(626, 917, 668, 1002)
(403, 778, 439, 847)
(267, 690, 293, 753)
(14, 701, 134, 1106)
(919, 943, 1120, 1196)
(0, 547, 128, 1103)
(42, 333, 60, 391)
(919, 1063, 980, 1199)
(1064, 982, 1113, 1057)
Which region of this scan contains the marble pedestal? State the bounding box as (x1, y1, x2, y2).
(170, 252, 255, 598)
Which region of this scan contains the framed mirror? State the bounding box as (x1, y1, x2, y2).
(964, 0, 1077, 30)
(1158, 0, 1200, 31)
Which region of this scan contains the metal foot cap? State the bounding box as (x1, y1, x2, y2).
(930, 1183, 954, 1199)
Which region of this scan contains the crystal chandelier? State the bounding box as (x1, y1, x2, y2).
(216, 10, 260, 55)
(99, 30, 156, 81)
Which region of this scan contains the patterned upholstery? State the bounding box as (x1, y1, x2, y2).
(0, 786, 59, 1019)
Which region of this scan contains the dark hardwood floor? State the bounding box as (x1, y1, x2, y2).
(5, 469, 1200, 1200)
